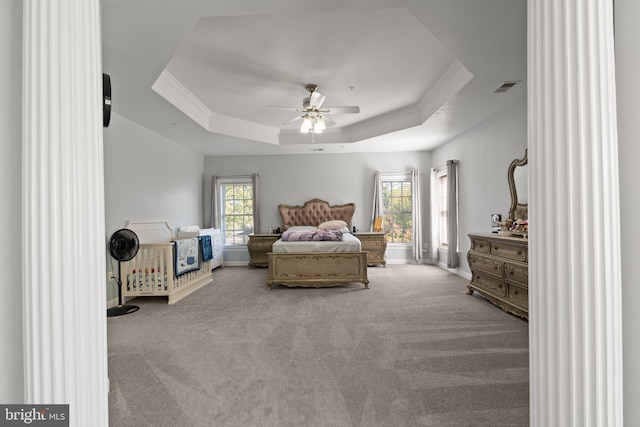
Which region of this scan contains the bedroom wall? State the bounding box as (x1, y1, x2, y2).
(615, 0, 640, 423)
(203, 151, 432, 264)
(103, 113, 205, 305)
(431, 96, 527, 277)
(0, 0, 23, 403)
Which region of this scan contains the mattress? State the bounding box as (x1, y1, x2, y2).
(272, 232, 361, 253)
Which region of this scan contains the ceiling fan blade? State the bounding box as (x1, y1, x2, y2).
(322, 106, 360, 114)
(309, 91, 326, 109)
(268, 105, 304, 112)
(323, 116, 336, 127)
(282, 115, 303, 125)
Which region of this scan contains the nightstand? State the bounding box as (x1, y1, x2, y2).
(355, 232, 387, 267)
(247, 233, 280, 267)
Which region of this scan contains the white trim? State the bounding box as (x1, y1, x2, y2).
(436, 263, 472, 281)
(152, 70, 212, 130)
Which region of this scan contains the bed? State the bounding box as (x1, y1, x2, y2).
(266, 198, 369, 290)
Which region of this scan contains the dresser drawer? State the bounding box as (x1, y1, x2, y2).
(507, 282, 528, 308)
(470, 270, 507, 298)
(211, 254, 223, 269)
(468, 253, 503, 277)
(490, 241, 527, 262)
(504, 262, 528, 286)
(470, 238, 491, 254)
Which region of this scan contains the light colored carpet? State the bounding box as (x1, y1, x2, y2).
(108, 264, 529, 427)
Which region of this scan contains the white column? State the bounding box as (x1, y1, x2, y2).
(22, 1, 108, 426)
(528, 0, 623, 426)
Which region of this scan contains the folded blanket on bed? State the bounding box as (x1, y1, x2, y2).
(201, 235, 213, 262)
(174, 237, 200, 276)
(281, 228, 343, 241)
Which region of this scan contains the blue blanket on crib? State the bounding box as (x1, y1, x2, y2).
(201, 235, 213, 262)
(174, 237, 200, 276)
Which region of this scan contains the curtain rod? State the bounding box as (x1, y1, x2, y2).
(213, 174, 259, 179)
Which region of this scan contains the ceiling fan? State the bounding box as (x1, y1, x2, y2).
(269, 84, 360, 137)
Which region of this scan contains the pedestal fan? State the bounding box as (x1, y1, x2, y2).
(107, 228, 140, 317)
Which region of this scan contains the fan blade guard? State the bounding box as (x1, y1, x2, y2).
(109, 229, 140, 262)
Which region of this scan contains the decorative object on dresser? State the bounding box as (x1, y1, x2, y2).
(491, 213, 502, 233)
(354, 232, 387, 266)
(467, 233, 528, 319)
(118, 221, 214, 305)
(266, 198, 369, 290)
(248, 233, 281, 267)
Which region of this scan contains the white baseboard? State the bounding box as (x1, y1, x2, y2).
(107, 298, 119, 309)
(385, 258, 432, 265)
(222, 261, 252, 267)
(437, 262, 472, 281)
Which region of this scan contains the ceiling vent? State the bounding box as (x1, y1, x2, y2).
(494, 81, 520, 93)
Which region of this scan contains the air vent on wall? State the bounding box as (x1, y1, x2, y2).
(494, 81, 520, 93)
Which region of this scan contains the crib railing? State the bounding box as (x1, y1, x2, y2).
(120, 240, 213, 305)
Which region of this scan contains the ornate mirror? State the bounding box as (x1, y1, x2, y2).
(508, 149, 528, 220)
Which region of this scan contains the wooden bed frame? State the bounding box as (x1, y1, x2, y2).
(266, 199, 369, 290)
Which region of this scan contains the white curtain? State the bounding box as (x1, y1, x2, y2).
(210, 174, 260, 233)
(211, 175, 220, 229)
(446, 160, 459, 268)
(370, 171, 381, 231)
(411, 169, 423, 261)
(429, 168, 439, 261)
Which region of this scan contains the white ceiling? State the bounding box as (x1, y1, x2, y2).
(101, 0, 526, 156)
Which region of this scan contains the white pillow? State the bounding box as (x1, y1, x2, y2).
(286, 226, 317, 231)
(318, 220, 348, 231)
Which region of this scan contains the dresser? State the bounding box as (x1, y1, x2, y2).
(177, 227, 223, 270)
(247, 233, 281, 267)
(354, 232, 387, 267)
(467, 233, 528, 319)
(209, 229, 223, 270)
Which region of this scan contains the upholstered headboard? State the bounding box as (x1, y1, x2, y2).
(278, 198, 355, 230)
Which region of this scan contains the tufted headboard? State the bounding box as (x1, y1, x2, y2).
(278, 198, 355, 230)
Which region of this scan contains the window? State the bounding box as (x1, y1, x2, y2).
(437, 170, 448, 249)
(219, 179, 254, 245)
(380, 173, 413, 244)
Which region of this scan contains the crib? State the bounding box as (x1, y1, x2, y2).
(119, 221, 214, 305)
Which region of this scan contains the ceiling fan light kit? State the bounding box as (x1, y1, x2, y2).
(300, 113, 325, 134)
